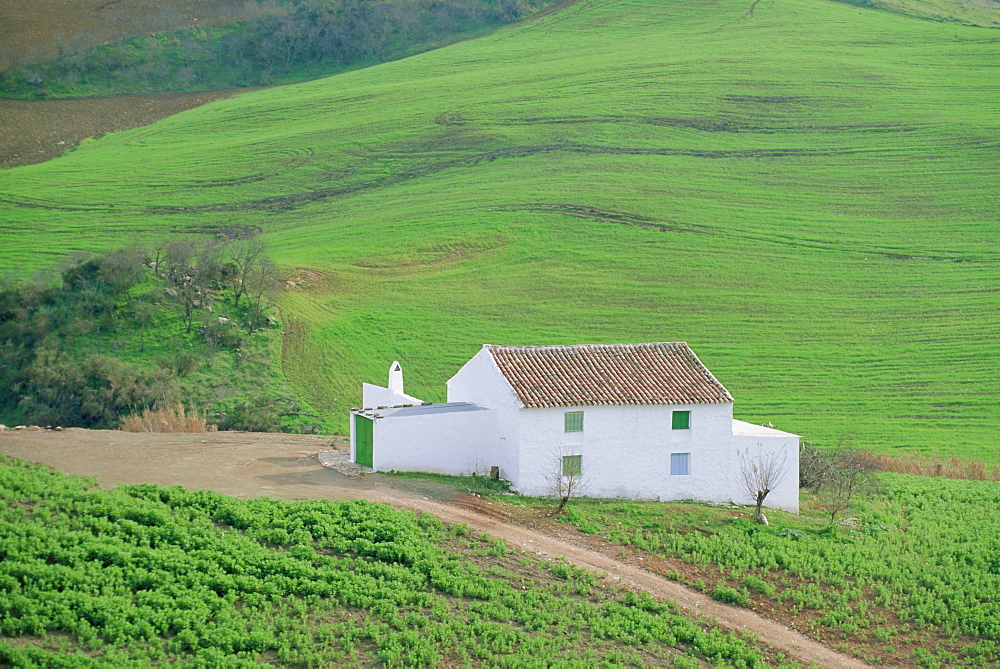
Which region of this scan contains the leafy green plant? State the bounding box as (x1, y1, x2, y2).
(0, 455, 776, 667)
(712, 586, 751, 606)
(547, 475, 1000, 664)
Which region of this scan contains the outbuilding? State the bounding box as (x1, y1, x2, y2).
(350, 342, 799, 512)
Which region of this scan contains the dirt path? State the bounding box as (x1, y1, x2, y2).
(0, 429, 870, 668)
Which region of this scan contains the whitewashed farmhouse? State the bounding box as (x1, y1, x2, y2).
(350, 343, 799, 512)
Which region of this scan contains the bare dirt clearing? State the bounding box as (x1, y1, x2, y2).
(0, 429, 871, 668)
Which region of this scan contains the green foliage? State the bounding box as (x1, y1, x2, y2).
(712, 585, 751, 606)
(384, 470, 514, 497)
(0, 456, 773, 666)
(0, 0, 998, 458)
(551, 475, 1000, 664)
(0, 0, 554, 99)
(212, 395, 284, 432)
(0, 246, 308, 431)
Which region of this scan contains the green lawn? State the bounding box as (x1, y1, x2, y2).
(1, 0, 997, 454)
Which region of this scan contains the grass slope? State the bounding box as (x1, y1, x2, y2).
(0, 0, 997, 454)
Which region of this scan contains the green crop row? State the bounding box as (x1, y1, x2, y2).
(553, 474, 1000, 666)
(0, 455, 788, 667)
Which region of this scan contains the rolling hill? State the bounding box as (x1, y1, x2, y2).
(0, 0, 997, 455)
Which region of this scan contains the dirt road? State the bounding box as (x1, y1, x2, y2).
(0, 429, 870, 668)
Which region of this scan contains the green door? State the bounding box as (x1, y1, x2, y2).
(355, 414, 373, 468)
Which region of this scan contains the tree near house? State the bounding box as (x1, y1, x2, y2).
(813, 448, 882, 524)
(737, 445, 788, 524)
(547, 448, 584, 515)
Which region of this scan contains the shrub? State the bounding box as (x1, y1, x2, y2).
(213, 395, 282, 432)
(120, 404, 213, 433)
(711, 586, 750, 606)
(742, 575, 775, 596)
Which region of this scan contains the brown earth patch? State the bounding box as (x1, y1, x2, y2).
(0, 91, 245, 169)
(0, 0, 247, 68)
(0, 0, 253, 169)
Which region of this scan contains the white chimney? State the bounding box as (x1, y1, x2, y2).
(388, 361, 404, 395)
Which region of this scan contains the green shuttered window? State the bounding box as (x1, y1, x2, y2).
(562, 455, 582, 477)
(672, 410, 690, 430)
(564, 411, 584, 432)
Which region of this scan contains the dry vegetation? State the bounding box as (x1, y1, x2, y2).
(119, 404, 213, 433)
(871, 451, 1000, 481)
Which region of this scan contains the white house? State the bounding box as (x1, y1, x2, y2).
(350, 343, 799, 512)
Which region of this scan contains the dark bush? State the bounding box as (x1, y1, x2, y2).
(214, 396, 283, 433)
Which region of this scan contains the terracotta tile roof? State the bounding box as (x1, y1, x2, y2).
(486, 342, 733, 408)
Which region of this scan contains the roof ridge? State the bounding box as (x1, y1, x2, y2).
(486, 341, 687, 350)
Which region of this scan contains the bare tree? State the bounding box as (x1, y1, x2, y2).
(815, 449, 882, 524)
(241, 256, 280, 333)
(737, 446, 788, 524)
(98, 244, 146, 307)
(224, 237, 268, 308)
(546, 448, 584, 515)
(158, 239, 223, 333)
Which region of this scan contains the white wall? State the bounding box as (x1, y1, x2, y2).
(361, 383, 423, 408)
(513, 402, 737, 503)
(369, 408, 497, 475)
(731, 420, 800, 513)
(447, 347, 522, 485)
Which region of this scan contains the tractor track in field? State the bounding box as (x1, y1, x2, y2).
(0, 429, 873, 669)
(0, 142, 853, 214)
(437, 111, 920, 136)
(495, 203, 715, 234)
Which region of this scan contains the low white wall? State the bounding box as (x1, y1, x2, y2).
(362, 383, 423, 408)
(514, 403, 737, 503)
(731, 421, 800, 513)
(371, 408, 500, 476)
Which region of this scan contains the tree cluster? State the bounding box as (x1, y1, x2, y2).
(0, 237, 284, 430)
(0, 0, 553, 98)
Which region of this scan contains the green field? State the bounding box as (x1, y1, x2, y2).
(0, 456, 783, 667)
(1, 0, 997, 454)
(544, 474, 1000, 666)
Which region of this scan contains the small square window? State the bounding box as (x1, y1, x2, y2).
(562, 454, 582, 477)
(564, 411, 584, 432)
(672, 410, 690, 430)
(671, 452, 690, 476)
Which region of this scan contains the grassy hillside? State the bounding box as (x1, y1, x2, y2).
(0, 0, 997, 455)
